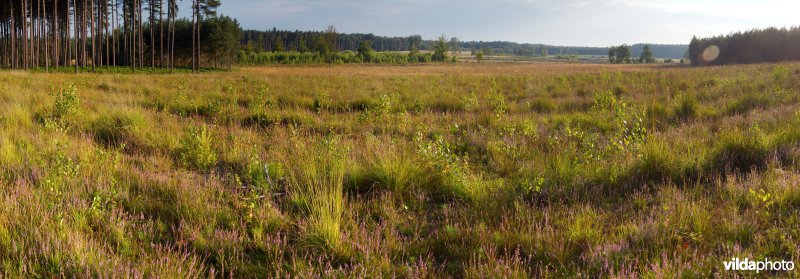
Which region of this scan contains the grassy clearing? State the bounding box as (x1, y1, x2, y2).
(0, 63, 799, 277)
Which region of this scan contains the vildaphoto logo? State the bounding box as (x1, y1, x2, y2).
(723, 258, 795, 273)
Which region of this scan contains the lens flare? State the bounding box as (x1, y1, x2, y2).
(702, 45, 720, 63)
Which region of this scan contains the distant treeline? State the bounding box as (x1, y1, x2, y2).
(240, 28, 689, 59)
(242, 29, 424, 52)
(460, 42, 687, 59)
(689, 26, 800, 66)
(237, 51, 434, 65)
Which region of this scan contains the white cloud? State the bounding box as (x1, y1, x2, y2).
(613, 0, 800, 22)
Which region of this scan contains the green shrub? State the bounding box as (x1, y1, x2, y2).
(593, 90, 647, 150)
(772, 65, 791, 82)
(237, 154, 277, 192)
(462, 92, 480, 112)
(50, 83, 80, 119)
(488, 92, 507, 116)
(178, 124, 217, 171)
(42, 142, 81, 197)
(417, 135, 486, 203)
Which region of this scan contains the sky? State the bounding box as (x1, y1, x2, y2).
(182, 0, 800, 47)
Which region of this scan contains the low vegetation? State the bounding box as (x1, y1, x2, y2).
(0, 62, 799, 277)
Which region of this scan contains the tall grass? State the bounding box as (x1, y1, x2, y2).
(279, 134, 346, 250)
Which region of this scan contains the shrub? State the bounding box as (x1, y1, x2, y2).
(772, 65, 791, 82)
(238, 153, 276, 192)
(249, 84, 275, 113)
(462, 92, 480, 112)
(593, 91, 647, 151)
(50, 83, 80, 119)
(417, 135, 486, 203)
(488, 92, 507, 116)
(42, 142, 81, 197)
(178, 124, 217, 171)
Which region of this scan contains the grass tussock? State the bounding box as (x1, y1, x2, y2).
(278, 134, 347, 251)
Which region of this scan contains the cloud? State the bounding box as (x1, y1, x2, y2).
(613, 0, 800, 22)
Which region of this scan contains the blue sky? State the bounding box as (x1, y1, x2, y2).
(183, 0, 799, 46)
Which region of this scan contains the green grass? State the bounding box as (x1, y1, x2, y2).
(0, 63, 799, 277)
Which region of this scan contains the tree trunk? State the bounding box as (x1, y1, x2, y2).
(91, 0, 95, 71)
(169, 0, 175, 72)
(54, 0, 58, 67)
(11, 3, 16, 69)
(149, 0, 154, 69)
(74, 0, 79, 72)
(44, 0, 49, 71)
(22, 0, 27, 69)
(192, 0, 196, 72)
(159, 0, 163, 68)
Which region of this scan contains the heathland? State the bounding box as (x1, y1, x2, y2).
(1, 63, 799, 277)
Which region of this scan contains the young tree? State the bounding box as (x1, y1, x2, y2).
(324, 25, 336, 52)
(204, 15, 241, 69)
(192, 0, 220, 72)
(432, 34, 448, 62)
(357, 40, 373, 62)
(310, 25, 335, 64)
(408, 35, 422, 51)
(315, 36, 331, 64)
(687, 36, 699, 65)
(449, 36, 460, 56)
(272, 36, 284, 52)
(615, 45, 632, 64)
(639, 44, 655, 63)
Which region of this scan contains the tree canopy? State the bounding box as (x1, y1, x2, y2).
(431, 34, 448, 62)
(608, 45, 632, 64)
(688, 26, 800, 66)
(639, 44, 655, 64)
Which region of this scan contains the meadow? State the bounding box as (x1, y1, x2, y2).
(0, 62, 799, 277)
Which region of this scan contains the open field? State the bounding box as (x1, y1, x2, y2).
(1, 62, 800, 277)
